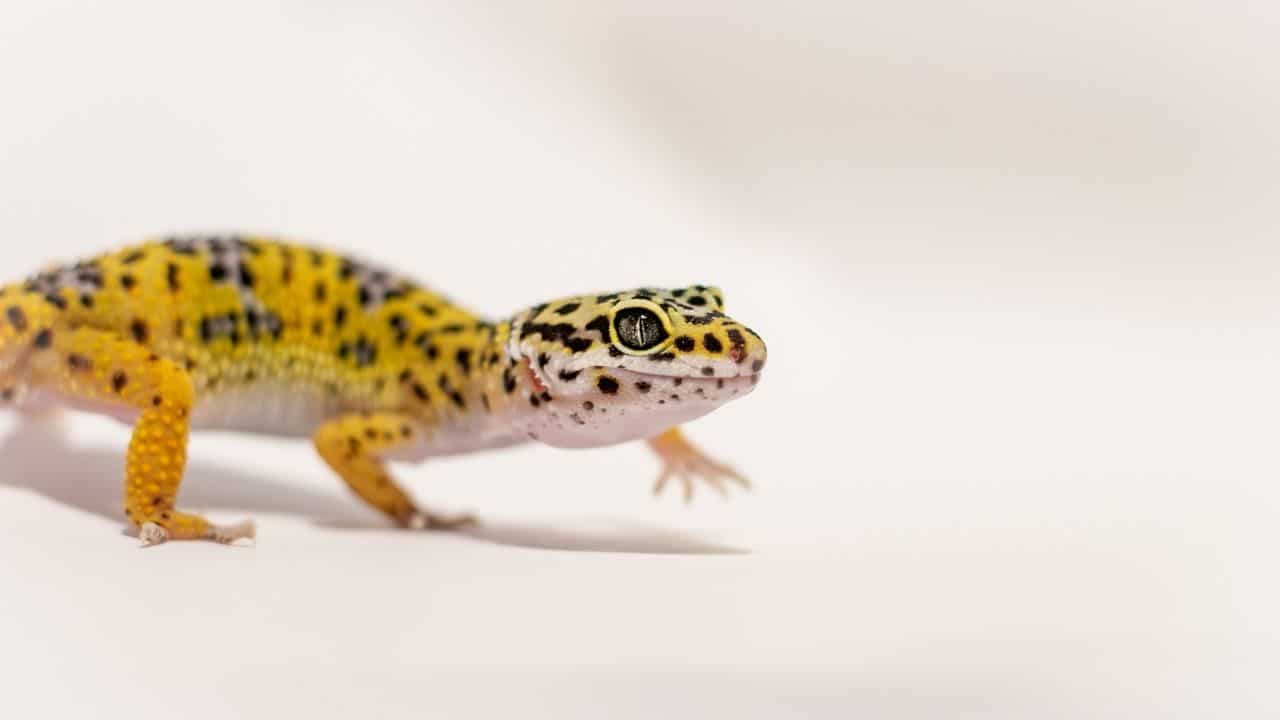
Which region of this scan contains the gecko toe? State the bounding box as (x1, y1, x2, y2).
(138, 522, 169, 547)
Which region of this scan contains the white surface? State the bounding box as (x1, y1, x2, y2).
(0, 2, 1278, 718)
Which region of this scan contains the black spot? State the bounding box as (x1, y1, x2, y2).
(388, 314, 407, 341)
(339, 260, 355, 280)
(597, 376, 620, 395)
(583, 315, 611, 342)
(111, 371, 128, 393)
(226, 313, 241, 345)
(165, 238, 198, 255)
(583, 400, 595, 410)
(717, 379, 725, 389)
(635, 381, 651, 393)
(238, 262, 254, 287)
(595, 293, 619, 304)
(130, 319, 149, 344)
(555, 302, 581, 316)
(456, 348, 473, 375)
(752, 359, 764, 373)
(311, 319, 324, 336)
(727, 329, 747, 360)
(67, 354, 91, 370)
(80, 293, 95, 309)
(401, 425, 412, 437)
(558, 369, 582, 382)
(122, 249, 146, 264)
(418, 303, 438, 317)
(44, 294, 67, 310)
(701, 367, 715, 376)
(450, 391, 466, 409)
(424, 343, 439, 361)
(120, 273, 137, 291)
(334, 305, 347, 328)
(672, 288, 686, 297)
(353, 338, 378, 367)
(209, 264, 228, 282)
(649, 352, 677, 362)
(673, 378, 684, 387)
(358, 286, 372, 307)
(314, 282, 327, 302)
(687, 296, 707, 306)
(530, 394, 541, 408)
(337, 342, 351, 360)
(520, 322, 578, 344)
(412, 383, 430, 402)
(167, 263, 181, 292)
(703, 334, 724, 353)
(503, 368, 517, 394)
(674, 336, 695, 352)
(540, 391, 552, 403)
(78, 269, 103, 288)
(6, 306, 28, 331)
(33, 328, 52, 349)
(566, 337, 593, 353)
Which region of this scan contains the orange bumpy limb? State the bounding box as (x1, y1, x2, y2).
(25, 323, 252, 543)
(313, 412, 474, 529)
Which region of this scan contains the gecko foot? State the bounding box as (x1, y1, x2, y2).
(647, 428, 751, 503)
(137, 519, 256, 546)
(404, 510, 479, 531)
(138, 522, 169, 547)
(207, 519, 257, 545)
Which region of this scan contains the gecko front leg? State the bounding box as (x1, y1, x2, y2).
(647, 427, 750, 503)
(313, 412, 476, 530)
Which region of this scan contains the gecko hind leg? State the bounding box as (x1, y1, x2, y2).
(20, 320, 254, 545)
(313, 412, 477, 530)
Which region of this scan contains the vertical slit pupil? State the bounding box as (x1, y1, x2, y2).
(614, 308, 667, 350)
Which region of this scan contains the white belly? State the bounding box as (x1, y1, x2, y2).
(9, 379, 530, 459)
(190, 382, 344, 438)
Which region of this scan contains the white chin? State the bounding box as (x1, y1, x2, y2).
(522, 368, 758, 449)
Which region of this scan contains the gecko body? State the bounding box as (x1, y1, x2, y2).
(0, 236, 767, 544)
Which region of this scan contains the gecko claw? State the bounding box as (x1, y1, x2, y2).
(404, 511, 478, 531)
(138, 522, 169, 547)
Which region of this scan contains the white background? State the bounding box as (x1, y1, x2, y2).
(0, 2, 1277, 718)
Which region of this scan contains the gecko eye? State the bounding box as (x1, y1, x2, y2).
(613, 307, 668, 352)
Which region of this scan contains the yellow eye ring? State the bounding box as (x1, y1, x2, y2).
(610, 300, 672, 355)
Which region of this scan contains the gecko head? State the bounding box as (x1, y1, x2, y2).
(509, 286, 767, 448)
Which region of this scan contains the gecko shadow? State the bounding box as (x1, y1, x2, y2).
(0, 416, 745, 555)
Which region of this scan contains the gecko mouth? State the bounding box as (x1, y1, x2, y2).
(523, 356, 762, 403)
(581, 365, 759, 403)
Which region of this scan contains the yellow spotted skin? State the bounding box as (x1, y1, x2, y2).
(0, 235, 768, 544)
